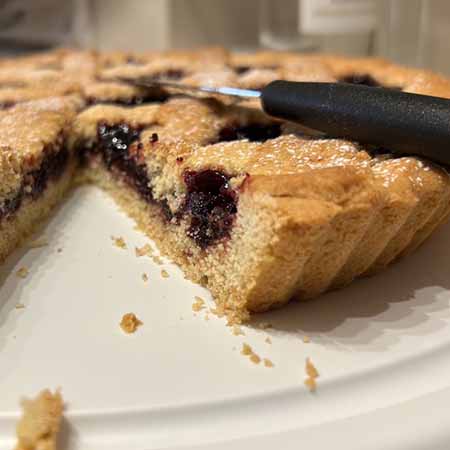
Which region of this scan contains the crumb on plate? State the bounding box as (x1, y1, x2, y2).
(153, 255, 163, 265)
(120, 313, 143, 334)
(265, 336, 272, 344)
(263, 358, 274, 368)
(135, 243, 153, 257)
(16, 267, 29, 279)
(303, 335, 311, 343)
(304, 357, 319, 392)
(231, 324, 245, 336)
(111, 236, 127, 249)
(15, 303, 25, 309)
(192, 296, 205, 312)
(15, 389, 63, 450)
(142, 273, 149, 282)
(161, 269, 169, 278)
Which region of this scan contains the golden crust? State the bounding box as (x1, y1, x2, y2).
(1, 48, 450, 319)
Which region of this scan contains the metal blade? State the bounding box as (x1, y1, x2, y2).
(118, 77, 261, 100)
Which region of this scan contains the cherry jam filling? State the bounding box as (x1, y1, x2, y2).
(182, 170, 237, 248)
(149, 69, 185, 81)
(0, 144, 69, 221)
(87, 91, 170, 107)
(96, 123, 155, 204)
(217, 123, 282, 143)
(233, 65, 278, 75)
(81, 123, 238, 248)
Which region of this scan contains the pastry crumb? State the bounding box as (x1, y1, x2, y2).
(141, 273, 149, 282)
(231, 324, 245, 336)
(241, 343, 253, 355)
(241, 343, 263, 365)
(265, 336, 272, 344)
(16, 267, 29, 278)
(15, 303, 25, 309)
(304, 376, 317, 392)
(135, 243, 152, 257)
(28, 238, 48, 248)
(15, 389, 63, 450)
(161, 269, 169, 278)
(153, 255, 163, 265)
(57, 248, 63, 253)
(204, 313, 210, 321)
(263, 358, 274, 368)
(303, 335, 311, 343)
(305, 357, 319, 378)
(304, 357, 319, 392)
(111, 236, 127, 249)
(120, 313, 143, 334)
(192, 296, 205, 312)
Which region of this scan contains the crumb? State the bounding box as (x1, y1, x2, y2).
(250, 354, 261, 364)
(304, 376, 317, 392)
(204, 314, 210, 321)
(304, 357, 319, 392)
(257, 322, 272, 329)
(305, 357, 319, 378)
(141, 273, 149, 282)
(135, 243, 152, 257)
(161, 269, 169, 278)
(28, 238, 48, 248)
(57, 248, 63, 253)
(303, 335, 311, 343)
(231, 324, 245, 336)
(192, 296, 205, 312)
(263, 358, 274, 368)
(153, 255, 163, 265)
(120, 313, 143, 334)
(265, 336, 272, 344)
(111, 236, 127, 249)
(15, 389, 63, 450)
(16, 267, 29, 279)
(15, 303, 25, 309)
(241, 343, 253, 355)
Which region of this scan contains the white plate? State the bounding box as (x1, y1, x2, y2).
(1, 185, 450, 450)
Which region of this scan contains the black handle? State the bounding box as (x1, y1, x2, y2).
(261, 80, 450, 165)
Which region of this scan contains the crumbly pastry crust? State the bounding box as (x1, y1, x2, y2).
(15, 389, 63, 450)
(1, 48, 450, 322)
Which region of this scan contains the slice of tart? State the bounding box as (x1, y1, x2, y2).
(0, 96, 82, 262)
(72, 94, 450, 322)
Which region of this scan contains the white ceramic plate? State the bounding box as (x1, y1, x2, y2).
(1, 185, 450, 450)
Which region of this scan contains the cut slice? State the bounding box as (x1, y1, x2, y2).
(72, 96, 450, 322)
(0, 96, 82, 262)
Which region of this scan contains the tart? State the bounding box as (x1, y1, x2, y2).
(1, 48, 449, 322)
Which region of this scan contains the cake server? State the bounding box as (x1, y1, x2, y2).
(121, 78, 450, 166)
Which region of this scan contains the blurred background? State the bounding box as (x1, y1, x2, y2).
(0, 0, 449, 74)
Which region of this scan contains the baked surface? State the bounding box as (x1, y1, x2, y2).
(1, 48, 450, 321)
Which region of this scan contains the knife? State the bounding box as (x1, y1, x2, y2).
(120, 77, 450, 166)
